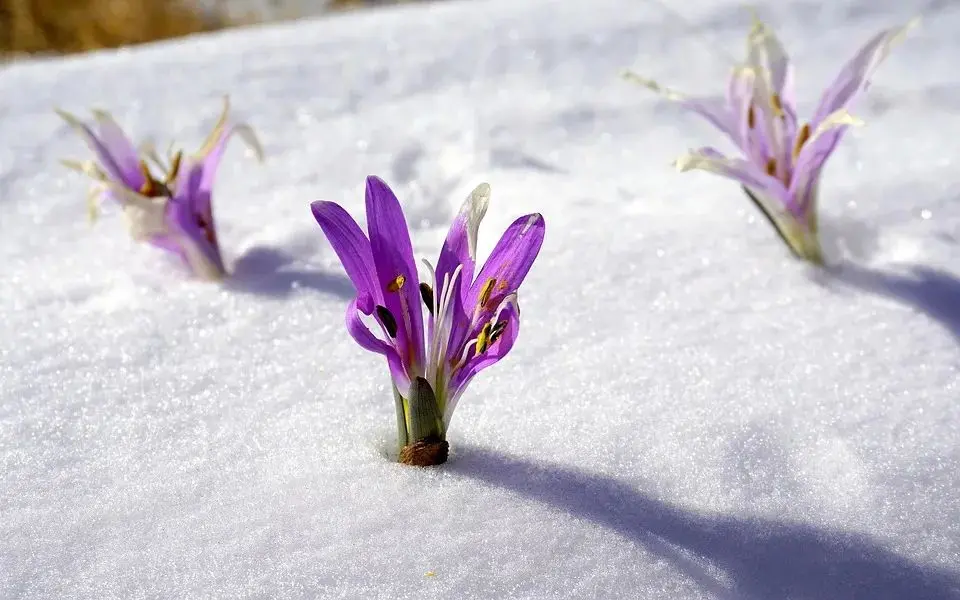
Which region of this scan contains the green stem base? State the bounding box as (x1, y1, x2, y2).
(393, 377, 447, 467)
(742, 185, 824, 266)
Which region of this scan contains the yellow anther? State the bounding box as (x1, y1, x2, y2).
(137, 161, 156, 196)
(792, 123, 811, 160)
(765, 158, 777, 177)
(478, 277, 497, 307)
(475, 322, 492, 354)
(770, 94, 784, 118)
(387, 274, 406, 292)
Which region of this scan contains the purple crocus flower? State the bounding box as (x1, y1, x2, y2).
(625, 16, 918, 264)
(311, 176, 545, 466)
(57, 98, 262, 280)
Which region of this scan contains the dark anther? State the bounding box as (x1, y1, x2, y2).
(489, 320, 508, 343)
(376, 305, 398, 338)
(419, 282, 434, 314)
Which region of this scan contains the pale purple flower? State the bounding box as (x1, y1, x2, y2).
(57, 98, 262, 280)
(311, 176, 545, 465)
(626, 17, 918, 263)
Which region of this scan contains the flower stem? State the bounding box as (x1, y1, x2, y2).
(393, 377, 448, 466)
(742, 186, 824, 265)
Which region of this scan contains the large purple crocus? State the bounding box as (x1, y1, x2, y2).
(312, 176, 545, 466)
(625, 16, 918, 264)
(57, 98, 262, 280)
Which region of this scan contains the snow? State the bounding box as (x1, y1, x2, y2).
(2, 0, 959, 597)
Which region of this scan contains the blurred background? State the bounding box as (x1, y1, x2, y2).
(0, 0, 417, 57)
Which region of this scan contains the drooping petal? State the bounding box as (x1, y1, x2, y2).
(365, 176, 426, 372)
(811, 18, 919, 126)
(674, 147, 792, 208)
(311, 200, 380, 298)
(347, 295, 411, 392)
(624, 71, 739, 145)
(444, 301, 521, 427)
(466, 213, 545, 313)
(435, 182, 490, 301)
(56, 109, 146, 191)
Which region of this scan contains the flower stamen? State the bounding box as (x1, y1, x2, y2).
(375, 305, 398, 338)
(770, 93, 784, 118)
(489, 319, 508, 343)
(165, 150, 183, 185)
(478, 277, 496, 308)
(419, 282, 435, 315)
(792, 123, 811, 160)
(475, 322, 493, 354)
(388, 274, 406, 293)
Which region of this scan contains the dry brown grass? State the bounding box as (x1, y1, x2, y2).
(0, 0, 428, 57)
(0, 0, 237, 56)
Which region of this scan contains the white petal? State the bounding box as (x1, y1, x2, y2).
(674, 150, 781, 193)
(622, 71, 686, 102)
(464, 182, 490, 261)
(808, 109, 863, 146)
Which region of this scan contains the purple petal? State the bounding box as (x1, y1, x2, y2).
(811, 19, 916, 126)
(727, 66, 756, 150)
(166, 162, 225, 279)
(346, 295, 411, 392)
(92, 111, 145, 189)
(365, 176, 426, 371)
(311, 200, 379, 298)
(626, 73, 739, 146)
(788, 111, 862, 215)
(198, 124, 261, 196)
(678, 97, 740, 147)
(675, 147, 793, 208)
(146, 233, 187, 262)
(466, 213, 546, 311)
(57, 109, 146, 191)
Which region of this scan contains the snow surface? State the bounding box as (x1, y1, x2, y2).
(2, 0, 960, 598)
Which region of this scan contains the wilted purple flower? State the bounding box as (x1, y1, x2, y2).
(311, 176, 545, 466)
(626, 16, 918, 264)
(57, 98, 262, 280)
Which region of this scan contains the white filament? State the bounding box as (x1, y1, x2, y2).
(420, 259, 463, 388)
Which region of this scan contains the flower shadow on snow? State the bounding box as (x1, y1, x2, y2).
(816, 263, 960, 345)
(226, 245, 355, 299)
(450, 447, 960, 600)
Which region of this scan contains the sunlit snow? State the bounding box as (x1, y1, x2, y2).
(1, 0, 958, 598)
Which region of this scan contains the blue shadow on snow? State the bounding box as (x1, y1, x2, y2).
(450, 447, 960, 600)
(226, 246, 355, 299)
(820, 263, 960, 345)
